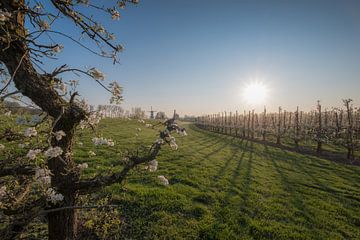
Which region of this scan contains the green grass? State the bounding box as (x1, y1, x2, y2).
(74, 119, 360, 240)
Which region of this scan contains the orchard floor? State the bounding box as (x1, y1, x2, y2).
(72, 119, 360, 240)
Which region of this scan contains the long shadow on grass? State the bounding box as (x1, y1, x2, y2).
(266, 147, 360, 204)
(263, 145, 315, 228)
(210, 140, 247, 191)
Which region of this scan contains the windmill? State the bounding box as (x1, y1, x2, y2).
(148, 106, 157, 119)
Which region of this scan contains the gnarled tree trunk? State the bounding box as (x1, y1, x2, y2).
(1, 1, 87, 239)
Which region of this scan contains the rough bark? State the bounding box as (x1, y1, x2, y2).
(1, 1, 87, 239)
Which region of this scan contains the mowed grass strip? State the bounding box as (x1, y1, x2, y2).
(73, 119, 359, 239)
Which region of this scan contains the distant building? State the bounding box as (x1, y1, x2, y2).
(155, 111, 167, 119)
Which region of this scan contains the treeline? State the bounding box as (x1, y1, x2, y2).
(0, 101, 42, 115)
(196, 100, 359, 162)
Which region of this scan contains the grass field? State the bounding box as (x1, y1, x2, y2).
(72, 118, 360, 240)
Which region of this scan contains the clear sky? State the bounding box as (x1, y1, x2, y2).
(34, 0, 360, 116)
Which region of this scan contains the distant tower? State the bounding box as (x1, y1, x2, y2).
(148, 106, 157, 119)
(173, 109, 179, 120)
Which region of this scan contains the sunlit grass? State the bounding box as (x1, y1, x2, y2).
(74, 118, 360, 239)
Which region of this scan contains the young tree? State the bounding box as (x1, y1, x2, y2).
(0, 1, 186, 239)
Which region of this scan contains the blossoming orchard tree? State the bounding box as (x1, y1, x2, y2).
(0, 1, 186, 239)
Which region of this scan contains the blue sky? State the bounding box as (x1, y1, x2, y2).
(34, 0, 360, 116)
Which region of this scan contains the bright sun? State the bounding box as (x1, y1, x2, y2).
(242, 82, 268, 105)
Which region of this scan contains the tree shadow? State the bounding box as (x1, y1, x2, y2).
(263, 145, 315, 227)
(211, 140, 247, 189)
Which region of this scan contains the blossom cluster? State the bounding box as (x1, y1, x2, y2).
(24, 127, 38, 137)
(144, 160, 158, 172)
(89, 68, 105, 81)
(109, 81, 123, 104)
(46, 188, 64, 204)
(77, 163, 89, 171)
(44, 146, 63, 158)
(54, 130, 66, 141)
(27, 149, 42, 160)
(158, 175, 169, 186)
(35, 168, 51, 185)
(92, 137, 115, 146)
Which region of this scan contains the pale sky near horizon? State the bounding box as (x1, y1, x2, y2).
(30, 0, 360, 117)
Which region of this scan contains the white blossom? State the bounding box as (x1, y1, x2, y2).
(79, 98, 89, 112)
(145, 124, 153, 128)
(138, 119, 145, 123)
(89, 68, 105, 80)
(111, 9, 120, 20)
(155, 139, 165, 145)
(46, 188, 64, 204)
(39, 19, 50, 30)
(179, 129, 187, 136)
(77, 163, 88, 170)
(115, 44, 124, 52)
(107, 139, 115, 146)
(4, 111, 11, 116)
(0, 144, 4, 150)
(118, 2, 126, 9)
(145, 160, 158, 172)
(109, 81, 123, 104)
(158, 175, 169, 186)
(44, 147, 63, 158)
(26, 149, 42, 160)
(24, 127, 37, 137)
(88, 151, 96, 157)
(92, 137, 114, 146)
(52, 45, 64, 53)
(35, 168, 51, 185)
(108, 33, 116, 40)
(54, 130, 66, 141)
(55, 82, 67, 94)
(169, 137, 178, 150)
(78, 142, 84, 146)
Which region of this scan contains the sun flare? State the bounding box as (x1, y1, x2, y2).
(242, 81, 268, 105)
